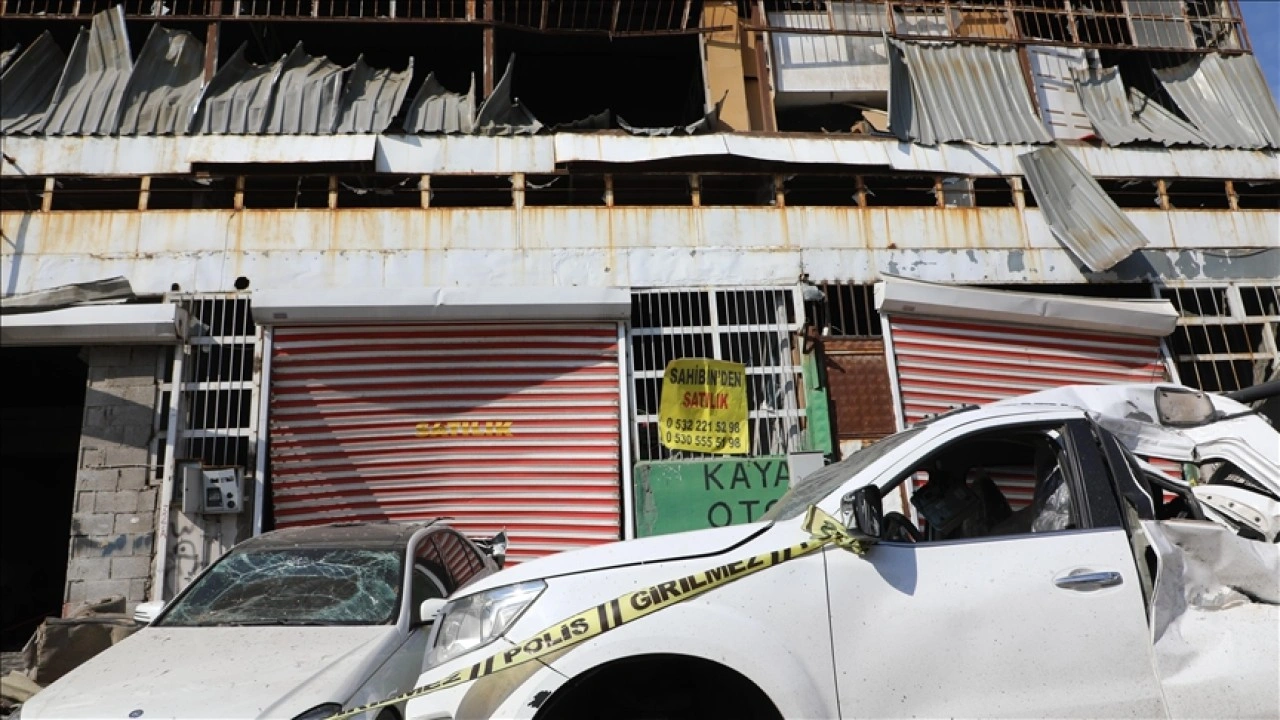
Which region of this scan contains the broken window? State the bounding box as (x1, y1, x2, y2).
(156, 546, 403, 627)
(524, 174, 607, 206)
(783, 174, 861, 206)
(241, 175, 329, 209)
(612, 175, 693, 206)
(863, 174, 938, 207)
(629, 287, 808, 462)
(148, 177, 238, 210)
(1074, 0, 1134, 46)
(0, 176, 46, 212)
(496, 32, 705, 130)
(1097, 178, 1160, 209)
(336, 175, 421, 209)
(47, 177, 141, 211)
(1162, 284, 1280, 394)
(1233, 181, 1280, 211)
(428, 175, 513, 208)
(700, 175, 776, 206)
(1163, 178, 1230, 210)
(1013, 0, 1074, 42)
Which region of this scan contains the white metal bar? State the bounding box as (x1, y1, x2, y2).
(253, 325, 273, 536)
(151, 343, 186, 602)
(617, 321, 635, 540)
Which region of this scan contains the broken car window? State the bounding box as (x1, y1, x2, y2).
(762, 427, 924, 521)
(157, 547, 403, 627)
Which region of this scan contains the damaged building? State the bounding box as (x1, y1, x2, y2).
(0, 0, 1277, 669)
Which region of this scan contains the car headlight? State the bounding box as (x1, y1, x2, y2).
(291, 703, 342, 720)
(426, 580, 545, 667)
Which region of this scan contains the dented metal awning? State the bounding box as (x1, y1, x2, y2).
(876, 275, 1178, 337)
(1018, 145, 1151, 272)
(252, 286, 632, 325)
(888, 39, 1052, 146)
(1155, 53, 1280, 150)
(0, 303, 189, 346)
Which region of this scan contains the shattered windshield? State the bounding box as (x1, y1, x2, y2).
(157, 547, 404, 627)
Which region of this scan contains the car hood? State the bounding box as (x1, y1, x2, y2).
(460, 522, 770, 596)
(22, 625, 402, 719)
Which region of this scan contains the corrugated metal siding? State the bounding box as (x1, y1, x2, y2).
(268, 323, 623, 563)
(402, 72, 476, 134)
(888, 38, 1052, 145)
(265, 43, 348, 135)
(41, 6, 132, 136)
(118, 26, 205, 136)
(193, 46, 286, 135)
(1018, 144, 1149, 271)
(0, 32, 66, 135)
(334, 57, 413, 134)
(1155, 53, 1280, 150)
(1026, 46, 1094, 141)
(886, 315, 1170, 504)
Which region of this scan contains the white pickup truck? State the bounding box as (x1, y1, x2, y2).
(400, 382, 1279, 720)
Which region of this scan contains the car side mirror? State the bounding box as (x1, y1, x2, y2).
(417, 598, 447, 626)
(486, 531, 508, 569)
(133, 600, 166, 625)
(842, 485, 884, 542)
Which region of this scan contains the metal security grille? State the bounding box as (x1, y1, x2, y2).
(165, 295, 262, 470)
(1161, 284, 1280, 393)
(629, 287, 807, 462)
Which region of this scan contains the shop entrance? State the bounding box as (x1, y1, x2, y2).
(1, 346, 86, 651)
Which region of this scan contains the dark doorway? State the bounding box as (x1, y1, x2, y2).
(1, 346, 86, 651)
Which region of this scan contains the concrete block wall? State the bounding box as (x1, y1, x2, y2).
(66, 346, 166, 615)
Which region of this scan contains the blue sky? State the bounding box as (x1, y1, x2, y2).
(1240, 1, 1280, 100)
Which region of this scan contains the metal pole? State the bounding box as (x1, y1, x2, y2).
(252, 325, 273, 536)
(151, 342, 187, 602)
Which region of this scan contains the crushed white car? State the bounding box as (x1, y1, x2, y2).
(394, 382, 1278, 720)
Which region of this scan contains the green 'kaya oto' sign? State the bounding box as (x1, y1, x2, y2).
(633, 458, 791, 537)
(658, 358, 748, 454)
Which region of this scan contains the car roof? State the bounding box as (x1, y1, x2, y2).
(238, 519, 445, 551)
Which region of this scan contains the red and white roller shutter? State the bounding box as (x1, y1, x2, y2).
(268, 322, 622, 563)
(888, 316, 1171, 427)
(887, 316, 1172, 506)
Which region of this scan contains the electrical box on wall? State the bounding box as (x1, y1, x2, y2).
(202, 467, 243, 514)
(180, 464, 244, 515)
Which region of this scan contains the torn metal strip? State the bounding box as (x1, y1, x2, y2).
(118, 25, 206, 136)
(0, 33, 67, 135)
(264, 43, 349, 135)
(474, 55, 543, 136)
(1155, 53, 1280, 150)
(888, 38, 1052, 146)
(193, 44, 287, 135)
(1018, 145, 1150, 272)
(40, 6, 133, 136)
(1072, 67, 1208, 146)
(334, 56, 413, 134)
(402, 72, 476, 134)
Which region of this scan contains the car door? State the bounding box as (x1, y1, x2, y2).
(825, 418, 1168, 719)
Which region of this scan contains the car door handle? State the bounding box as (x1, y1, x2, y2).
(1054, 570, 1123, 590)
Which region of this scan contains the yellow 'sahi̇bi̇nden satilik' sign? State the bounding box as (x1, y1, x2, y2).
(658, 358, 748, 454)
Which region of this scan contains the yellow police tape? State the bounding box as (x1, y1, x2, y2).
(327, 504, 862, 720)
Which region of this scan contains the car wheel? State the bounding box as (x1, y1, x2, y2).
(374, 708, 400, 720)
